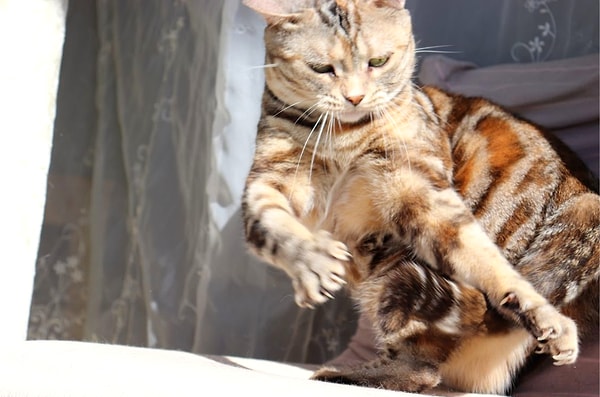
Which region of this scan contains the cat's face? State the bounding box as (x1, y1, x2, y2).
(247, 0, 415, 124)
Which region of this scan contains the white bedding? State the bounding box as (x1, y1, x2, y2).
(0, 341, 504, 397)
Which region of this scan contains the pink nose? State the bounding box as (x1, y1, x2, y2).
(346, 95, 365, 106)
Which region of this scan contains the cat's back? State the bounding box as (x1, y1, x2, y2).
(423, 85, 596, 210)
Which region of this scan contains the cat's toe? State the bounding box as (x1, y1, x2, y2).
(314, 230, 352, 261)
(292, 272, 326, 308)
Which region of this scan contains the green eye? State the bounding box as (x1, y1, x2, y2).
(368, 56, 389, 68)
(310, 64, 335, 75)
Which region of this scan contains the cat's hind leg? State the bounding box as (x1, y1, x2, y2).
(313, 260, 499, 392)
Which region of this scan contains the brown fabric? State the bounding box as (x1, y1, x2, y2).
(511, 326, 599, 397)
(326, 311, 379, 367)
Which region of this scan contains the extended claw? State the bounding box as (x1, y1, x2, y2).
(330, 273, 347, 285)
(500, 292, 520, 310)
(552, 350, 576, 366)
(320, 287, 335, 299)
(537, 327, 556, 341)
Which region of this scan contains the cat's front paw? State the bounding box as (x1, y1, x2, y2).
(501, 293, 579, 365)
(291, 230, 351, 308)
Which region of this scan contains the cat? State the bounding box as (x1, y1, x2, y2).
(241, 0, 599, 394)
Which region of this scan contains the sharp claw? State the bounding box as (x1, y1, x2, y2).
(537, 328, 555, 341)
(535, 346, 545, 354)
(331, 250, 352, 261)
(552, 351, 574, 362)
(331, 273, 347, 285)
(320, 288, 334, 299)
(500, 292, 519, 309)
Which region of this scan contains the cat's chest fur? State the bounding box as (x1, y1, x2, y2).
(304, 162, 382, 235)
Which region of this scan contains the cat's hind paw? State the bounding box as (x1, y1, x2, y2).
(529, 304, 579, 366)
(291, 231, 351, 308)
(501, 293, 579, 366)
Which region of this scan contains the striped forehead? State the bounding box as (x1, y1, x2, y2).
(316, 0, 359, 40)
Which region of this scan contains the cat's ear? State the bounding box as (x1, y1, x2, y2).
(243, 0, 310, 24)
(369, 0, 406, 9)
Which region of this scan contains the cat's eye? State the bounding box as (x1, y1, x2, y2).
(310, 64, 335, 75)
(368, 56, 390, 68)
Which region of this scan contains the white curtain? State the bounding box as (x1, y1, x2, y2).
(0, 0, 67, 344)
(28, 0, 598, 364)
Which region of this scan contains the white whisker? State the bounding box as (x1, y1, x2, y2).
(246, 63, 279, 71)
(327, 113, 337, 156)
(309, 112, 329, 182)
(415, 49, 461, 54)
(415, 44, 460, 55)
(274, 100, 304, 117)
(295, 102, 320, 125)
(289, 113, 324, 200)
(415, 44, 455, 51)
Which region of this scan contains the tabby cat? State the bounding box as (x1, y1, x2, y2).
(241, 0, 599, 393)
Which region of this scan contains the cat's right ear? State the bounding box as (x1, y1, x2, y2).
(243, 0, 307, 24)
(370, 0, 406, 9)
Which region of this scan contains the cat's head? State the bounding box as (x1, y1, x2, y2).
(244, 0, 415, 124)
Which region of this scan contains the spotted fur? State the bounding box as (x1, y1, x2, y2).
(241, 0, 599, 393)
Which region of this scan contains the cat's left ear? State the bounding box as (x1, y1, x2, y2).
(243, 0, 310, 24)
(369, 0, 406, 9)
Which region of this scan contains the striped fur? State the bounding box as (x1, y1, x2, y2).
(241, 0, 599, 393)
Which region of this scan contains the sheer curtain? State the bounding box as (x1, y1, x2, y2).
(28, 0, 598, 365)
(28, 0, 357, 363)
